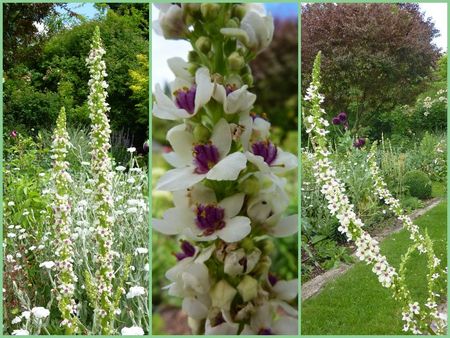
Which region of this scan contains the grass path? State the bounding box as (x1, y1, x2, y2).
(301, 197, 447, 334)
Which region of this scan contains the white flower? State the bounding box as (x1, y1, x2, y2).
(245, 141, 297, 175)
(134, 247, 148, 255)
(127, 147, 136, 153)
(31, 307, 50, 319)
(21, 311, 31, 320)
(409, 302, 420, 315)
(8, 201, 15, 207)
(11, 316, 22, 324)
(39, 261, 55, 269)
(121, 326, 144, 335)
(153, 190, 251, 243)
(115, 165, 126, 172)
(126, 286, 146, 299)
(221, 6, 274, 54)
(12, 329, 29, 336)
(213, 82, 256, 115)
(144, 263, 149, 272)
(153, 64, 214, 121)
(241, 303, 298, 335)
(155, 119, 247, 191)
(152, 4, 187, 40)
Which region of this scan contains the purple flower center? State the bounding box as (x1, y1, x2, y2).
(195, 204, 225, 236)
(175, 241, 196, 261)
(268, 273, 278, 286)
(175, 86, 196, 114)
(258, 328, 273, 335)
(225, 84, 237, 96)
(332, 117, 341, 125)
(193, 143, 220, 174)
(252, 141, 278, 165)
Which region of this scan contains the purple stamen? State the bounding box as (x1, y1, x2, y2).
(195, 204, 226, 236)
(175, 86, 196, 114)
(252, 141, 278, 165)
(225, 84, 237, 96)
(174, 241, 196, 261)
(258, 328, 273, 335)
(268, 273, 278, 286)
(193, 143, 220, 174)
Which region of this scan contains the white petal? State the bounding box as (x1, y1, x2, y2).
(273, 279, 298, 301)
(195, 245, 215, 263)
(182, 297, 209, 320)
(153, 84, 190, 120)
(167, 57, 192, 81)
(220, 27, 250, 46)
(194, 67, 214, 113)
(212, 84, 227, 103)
(271, 214, 298, 238)
(166, 124, 194, 164)
(217, 216, 251, 243)
(273, 316, 298, 335)
(239, 113, 253, 150)
(171, 76, 192, 93)
(205, 320, 239, 335)
(206, 152, 247, 181)
(219, 193, 245, 218)
(210, 118, 232, 158)
(162, 152, 188, 168)
(246, 151, 271, 173)
(272, 149, 298, 173)
(156, 167, 205, 191)
(224, 85, 256, 114)
(152, 207, 194, 235)
(240, 325, 255, 335)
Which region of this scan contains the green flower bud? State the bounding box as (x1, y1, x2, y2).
(253, 255, 272, 276)
(201, 3, 221, 21)
(184, 3, 201, 17)
(195, 36, 212, 54)
(210, 280, 237, 311)
(232, 4, 247, 20)
(261, 239, 275, 255)
(228, 52, 245, 71)
(242, 73, 254, 87)
(188, 50, 199, 63)
(241, 176, 260, 195)
(188, 63, 199, 75)
(241, 237, 255, 251)
(225, 18, 240, 29)
(237, 275, 258, 302)
(193, 124, 211, 143)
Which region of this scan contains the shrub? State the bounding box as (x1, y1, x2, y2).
(403, 170, 432, 199)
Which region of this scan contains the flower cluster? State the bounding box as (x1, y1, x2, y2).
(153, 4, 298, 335)
(303, 51, 447, 335)
(85, 26, 116, 333)
(331, 111, 348, 129)
(368, 143, 447, 334)
(50, 107, 79, 333)
(422, 89, 447, 117)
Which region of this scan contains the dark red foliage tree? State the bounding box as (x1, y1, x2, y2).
(301, 3, 440, 133)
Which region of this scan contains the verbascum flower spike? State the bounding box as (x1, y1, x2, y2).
(152, 4, 298, 335)
(86, 26, 115, 334)
(51, 107, 79, 334)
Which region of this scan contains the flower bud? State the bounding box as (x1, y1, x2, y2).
(184, 4, 201, 17)
(241, 176, 260, 195)
(210, 280, 237, 311)
(225, 18, 240, 29)
(154, 5, 188, 40)
(188, 50, 199, 63)
(247, 195, 273, 223)
(253, 255, 271, 276)
(232, 5, 247, 20)
(237, 275, 258, 302)
(240, 237, 255, 251)
(195, 37, 212, 54)
(261, 239, 275, 255)
(188, 317, 202, 335)
(193, 124, 211, 143)
(228, 52, 245, 71)
(201, 3, 221, 21)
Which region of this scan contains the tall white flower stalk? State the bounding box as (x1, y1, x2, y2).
(51, 107, 79, 333)
(153, 4, 298, 335)
(86, 26, 115, 333)
(303, 52, 447, 335)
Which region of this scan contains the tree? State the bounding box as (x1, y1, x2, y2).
(301, 3, 440, 135)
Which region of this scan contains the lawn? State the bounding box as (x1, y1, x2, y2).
(301, 190, 447, 335)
